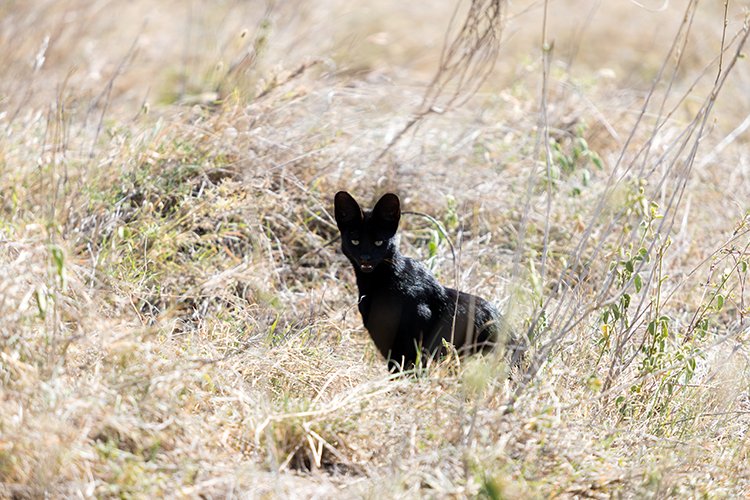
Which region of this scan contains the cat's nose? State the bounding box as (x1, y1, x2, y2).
(361, 254, 371, 261)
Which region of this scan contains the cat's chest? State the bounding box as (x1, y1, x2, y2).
(357, 275, 437, 322)
(357, 290, 403, 357)
(358, 288, 403, 322)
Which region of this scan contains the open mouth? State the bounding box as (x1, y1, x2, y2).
(359, 263, 374, 273)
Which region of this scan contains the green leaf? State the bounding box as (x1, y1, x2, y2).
(634, 274, 643, 293)
(428, 239, 438, 259)
(49, 244, 66, 289)
(611, 303, 621, 320)
(716, 294, 725, 311)
(591, 154, 603, 170)
(688, 357, 696, 372)
(622, 293, 631, 309)
(34, 288, 47, 319)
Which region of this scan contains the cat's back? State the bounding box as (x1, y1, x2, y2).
(428, 287, 501, 353)
(390, 255, 446, 302)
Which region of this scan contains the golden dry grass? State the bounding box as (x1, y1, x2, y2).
(1, 0, 750, 497)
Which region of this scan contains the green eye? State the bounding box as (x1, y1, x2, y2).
(374, 240, 384, 246)
(351, 239, 360, 245)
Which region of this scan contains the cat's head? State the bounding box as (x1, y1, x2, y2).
(334, 191, 400, 273)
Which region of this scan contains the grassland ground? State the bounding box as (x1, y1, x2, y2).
(1, 0, 750, 497)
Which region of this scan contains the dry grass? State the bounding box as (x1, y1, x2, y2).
(1, 0, 750, 497)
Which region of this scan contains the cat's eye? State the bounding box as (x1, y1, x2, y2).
(350, 239, 360, 245)
(374, 240, 384, 247)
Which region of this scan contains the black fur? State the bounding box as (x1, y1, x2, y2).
(334, 191, 517, 370)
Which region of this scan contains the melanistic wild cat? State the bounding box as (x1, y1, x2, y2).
(334, 191, 520, 371)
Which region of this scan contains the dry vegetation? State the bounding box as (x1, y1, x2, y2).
(1, 0, 750, 497)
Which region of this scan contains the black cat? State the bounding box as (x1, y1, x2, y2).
(334, 191, 519, 370)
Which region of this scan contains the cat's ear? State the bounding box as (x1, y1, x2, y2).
(334, 191, 363, 228)
(372, 193, 400, 233)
